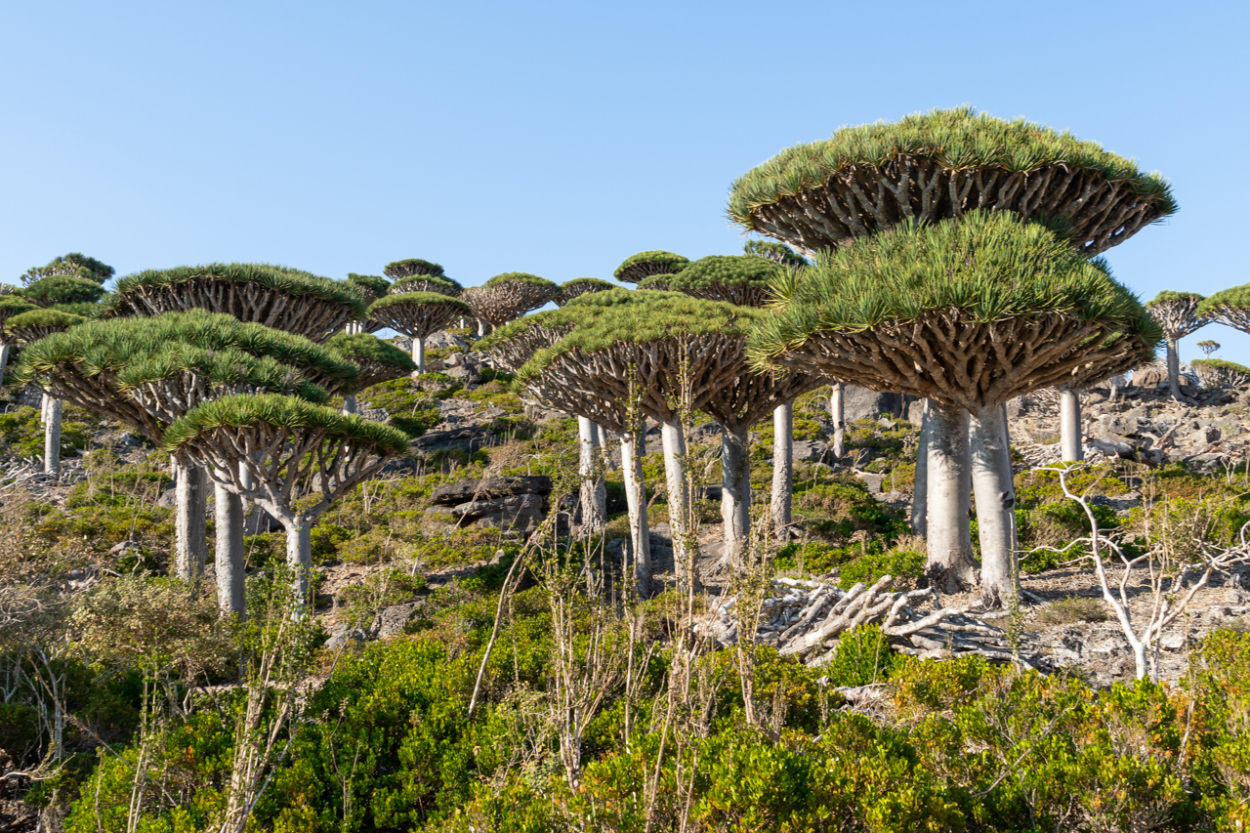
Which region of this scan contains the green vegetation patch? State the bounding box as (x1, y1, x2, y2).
(109, 262, 366, 317)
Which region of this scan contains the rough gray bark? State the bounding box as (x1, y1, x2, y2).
(1166, 336, 1183, 400)
(174, 460, 208, 583)
(215, 479, 246, 619)
(910, 400, 931, 534)
(284, 520, 313, 608)
(413, 336, 425, 374)
(720, 426, 751, 565)
(592, 423, 616, 471)
(577, 417, 606, 534)
(771, 402, 793, 538)
(43, 396, 62, 477)
(1059, 388, 1083, 462)
(971, 406, 1016, 608)
(0, 341, 9, 387)
(830, 383, 846, 458)
(926, 403, 976, 592)
(660, 417, 693, 584)
(620, 429, 651, 595)
(341, 393, 358, 415)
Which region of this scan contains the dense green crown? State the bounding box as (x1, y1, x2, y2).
(728, 106, 1177, 227)
(383, 259, 445, 280)
(326, 332, 417, 375)
(368, 292, 472, 315)
(114, 344, 329, 404)
(750, 211, 1160, 365)
(483, 272, 558, 291)
(50, 302, 106, 319)
(108, 263, 366, 318)
(5, 309, 87, 341)
(389, 275, 464, 295)
(0, 296, 39, 322)
(1147, 290, 1205, 308)
(744, 240, 808, 267)
(19, 275, 108, 307)
(613, 251, 690, 283)
(346, 273, 391, 296)
(476, 309, 563, 353)
(519, 290, 757, 381)
(1198, 286, 1250, 316)
(22, 253, 114, 286)
(1192, 358, 1250, 375)
(659, 255, 785, 306)
(160, 393, 410, 457)
(560, 277, 616, 293)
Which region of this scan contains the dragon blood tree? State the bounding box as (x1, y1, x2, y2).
(388, 274, 464, 297)
(6, 309, 87, 476)
(0, 296, 38, 384)
(345, 274, 392, 334)
(1192, 359, 1250, 389)
(13, 311, 354, 615)
(1198, 285, 1250, 340)
(367, 292, 472, 373)
(21, 252, 115, 286)
(614, 251, 690, 285)
(744, 239, 809, 268)
(384, 257, 447, 282)
(1198, 339, 1220, 358)
(749, 212, 1159, 605)
(518, 290, 749, 588)
(657, 255, 825, 548)
(461, 273, 559, 336)
(161, 394, 408, 607)
(1146, 291, 1208, 401)
(555, 278, 617, 307)
(106, 263, 366, 342)
(325, 331, 417, 413)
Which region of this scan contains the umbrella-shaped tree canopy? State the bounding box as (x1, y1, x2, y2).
(555, 277, 617, 307)
(384, 258, 445, 280)
(744, 240, 808, 267)
(728, 106, 1177, 256)
(389, 274, 464, 296)
(346, 273, 391, 305)
(614, 251, 690, 284)
(0, 297, 39, 331)
(750, 210, 1161, 410)
(5, 309, 87, 343)
(367, 292, 472, 341)
(21, 253, 114, 285)
(326, 332, 417, 390)
(18, 275, 108, 309)
(106, 263, 365, 343)
(477, 310, 575, 375)
(1198, 285, 1250, 335)
(653, 255, 785, 308)
(1147, 291, 1208, 338)
(462, 273, 559, 332)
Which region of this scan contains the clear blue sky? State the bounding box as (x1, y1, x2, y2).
(3, 1, 1246, 362)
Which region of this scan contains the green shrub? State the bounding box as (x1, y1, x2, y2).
(823, 624, 899, 687)
(838, 548, 925, 590)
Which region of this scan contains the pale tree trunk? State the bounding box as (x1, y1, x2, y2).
(40, 392, 51, 425)
(620, 429, 651, 595)
(593, 423, 616, 471)
(926, 403, 976, 593)
(830, 382, 846, 458)
(576, 417, 606, 534)
(771, 402, 793, 539)
(1165, 335, 1188, 401)
(284, 518, 313, 610)
(0, 341, 9, 386)
(412, 336, 425, 374)
(720, 426, 751, 566)
(341, 393, 358, 415)
(43, 396, 62, 476)
(475, 319, 487, 338)
(174, 459, 208, 583)
(660, 417, 693, 585)
(215, 479, 246, 620)
(1059, 388, 1083, 462)
(910, 400, 932, 534)
(971, 406, 1017, 608)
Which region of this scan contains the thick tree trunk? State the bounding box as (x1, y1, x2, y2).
(412, 336, 425, 374)
(43, 396, 62, 477)
(0, 341, 9, 387)
(830, 383, 846, 458)
(592, 423, 616, 471)
(971, 406, 1017, 608)
(720, 426, 751, 566)
(660, 417, 693, 585)
(621, 429, 651, 595)
(285, 518, 313, 610)
(910, 400, 932, 534)
(174, 459, 208, 584)
(341, 393, 358, 415)
(925, 403, 976, 593)
(577, 417, 606, 534)
(1059, 388, 1083, 462)
(215, 479, 246, 620)
(771, 403, 793, 539)
(1166, 336, 1183, 400)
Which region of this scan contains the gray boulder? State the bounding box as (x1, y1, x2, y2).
(430, 476, 553, 505)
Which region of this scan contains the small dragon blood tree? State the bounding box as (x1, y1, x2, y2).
(1192, 359, 1250, 389)
(461, 273, 559, 336)
(345, 274, 392, 334)
(325, 331, 417, 413)
(1199, 285, 1250, 341)
(14, 311, 355, 615)
(749, 211, 1159, 605)
(658, 255, 825, 547)
(518, 290, 749, 589)
(21, 252, 114, 285)
(6, 309, 87, 477)
(555, 278, 617, 307)
(1146, 291, 1208, 401)
(0, 296, 38, 383)
(388, 274, 464, 297)
(384, 257, 446, 281)
(106, 263, 365, 343)
(614, 251, 690, 285)
(367, 292, 472, 372)
(161, 394, 408, 608)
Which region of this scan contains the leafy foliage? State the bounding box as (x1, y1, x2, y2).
(4, 308, 87, 340)
(108, 263, 366, 318)
(657, 254, 784, 305)
(744, 239, 808, 267)
(384, 258, 445, 279)
(18, 275, 107, 307)
(613, 250, 690, 283)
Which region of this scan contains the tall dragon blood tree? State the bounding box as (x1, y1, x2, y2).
(614, 251, 690, 285)
(105, 263, 367, 589)
(161, 394, 408, 608)
(729, 106, 1176, 577)
(6, 309, 87, 476)
(461, 273, 559, 336)
(345, 274, 391, 334)
(1198, 286, 1250, 344)
(655, 255, 825, 550)
(750, 212, 1159, 605)
(14, 310, 358, 615)
(367, 292, 472, 373)
(1146, 291, 1208, 401)
(325, 331, 417, 413)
